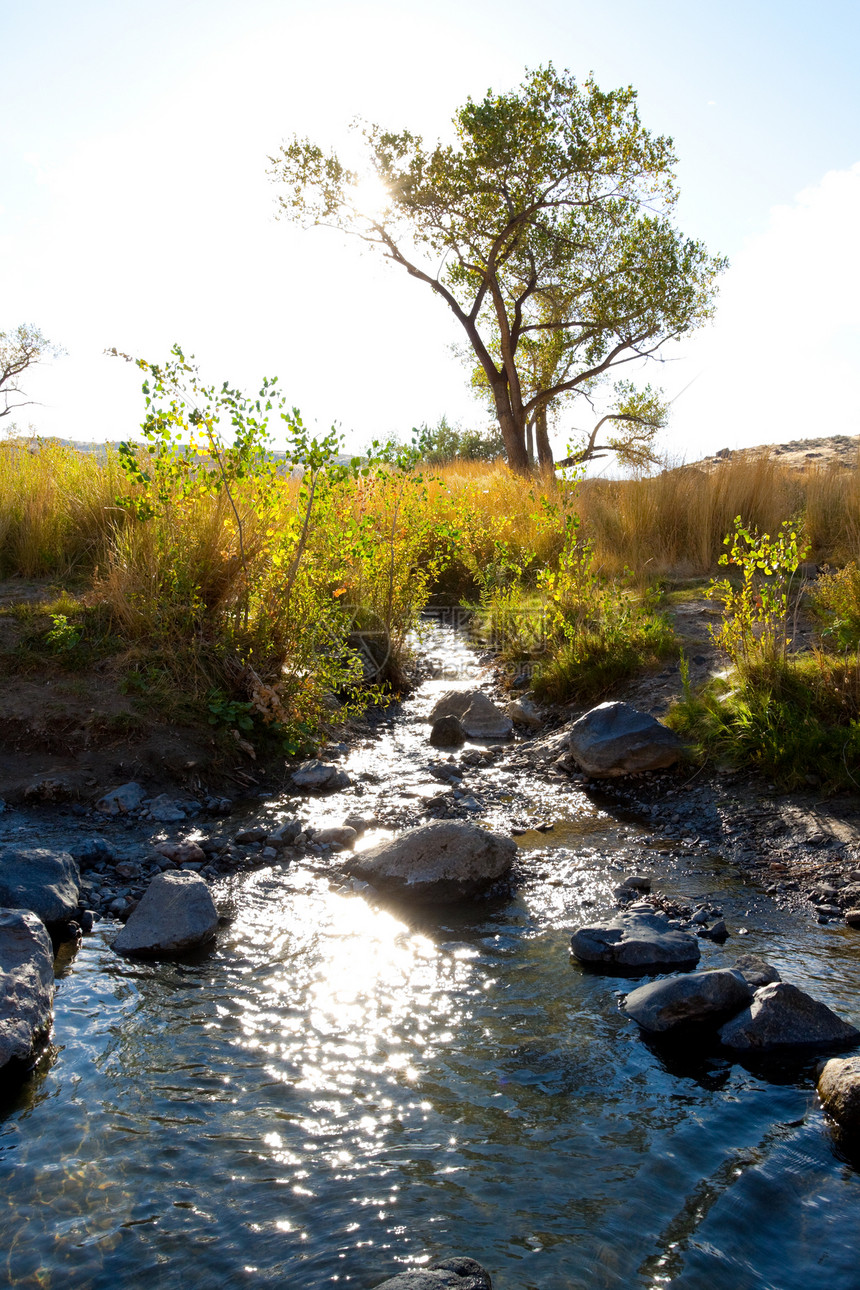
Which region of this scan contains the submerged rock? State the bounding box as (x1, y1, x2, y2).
(313, 826, 357, 851)
(348, 821, 516, 903)
(567, 701, 683, 777)
(0, 848, 80, 928)
(113, 871, 219, 958)
(718, 982, 860, 1052)
(818, 1056, 860, 1132)
(570, 909, 700, 974)
(623, 968, 752, 1034)
(0, 908, 55, 1076)
(374, 1257, 493, 1289)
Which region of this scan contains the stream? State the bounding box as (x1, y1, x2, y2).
(2, 623, 860, 1289)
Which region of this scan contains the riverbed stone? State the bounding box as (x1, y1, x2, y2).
(428, 690, 512, 740)
(313, 826, 357, 851)
(570, 909, 700, 973)
(113, 871, 219, 958)
(96, 781, 146, 814)
(291, 760, 351, 791)
(732, 955, 782, 989)
(155, 840, 207, 866)
(818, 1056, 860, 1132)
(718, 982, 860, 1052)
(506, 696, 542, 730)
(348, 821, 516, 903)
(0, 848, 80, 928)
(430, 715, 467, 748)
(0, 909, 55, 1075)
(461, 694, 513, 740)
(374, 1257, 493, 1289)
(623, 968, 752, 1034)
(147, 794, 186, 823)
(567, 701, 683, 777)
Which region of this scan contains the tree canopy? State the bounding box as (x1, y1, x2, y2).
(269, 64, 725, 473)
(0, 323, 64, 423)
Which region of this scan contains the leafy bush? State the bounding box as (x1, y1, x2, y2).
(414, 417, 505, 465)
(810, 562, 860, 650)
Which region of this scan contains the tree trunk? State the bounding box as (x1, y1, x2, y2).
(535, 404, 554, 472)
(490, 379, 530, 474)
(526, 417, 535, 467)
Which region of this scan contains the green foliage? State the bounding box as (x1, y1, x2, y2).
(270, 64, 725, 471)
(45, 612, 83, 653)
(810, 562, 860, 650)
(414, 417, 505, 465)
(707, 516, 809, 670)
(668, 654, 860, 793)
(468, 473, 675, 699)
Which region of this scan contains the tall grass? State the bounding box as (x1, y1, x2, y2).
(0, 438, 126, 577)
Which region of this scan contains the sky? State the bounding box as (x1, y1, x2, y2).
(2, 0, 859, 467)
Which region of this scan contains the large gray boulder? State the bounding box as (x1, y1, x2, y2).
(818, 1056, 860, 1132)
(113, 871, 219, 958)
(0, 848, 80, 927)
(623, 968, 752, 1034)
(428, 691, 512, 740)
(374, 1258, 492, 1289)
(348, 822, 516, 903)
(0, 909, 55, 1074)
(571, 909, 700, 974)
(567, 701, 683, 777)
(718, 982, 860, 1052)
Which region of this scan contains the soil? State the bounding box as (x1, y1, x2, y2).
(695, 432, 860, 472)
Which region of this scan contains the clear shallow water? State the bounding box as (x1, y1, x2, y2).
(3, 631, 860, 1289)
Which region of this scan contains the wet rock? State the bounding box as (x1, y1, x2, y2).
(845, 909, 860, 929)
(0, 909, 55, 1075)
(461, 694, 513, 740)
(374, 1256, 493, 1289)
(506, 696, 542, 730)
(155, 840, 207, 866)
(23, 777, 73, 803)
(203, 796, 233, 815)
(113, 871, 219, 958)
(622, 968, 752, 1034)
(0, 848, 81, 928)
(267, 818, 303, 846)
(718, 982, 860, 1052)
(234, 827, 267, 845)
(818, 1056, 860, 1132)
(348, 821, 516, 903)
(430, 715, 466, 748)
(567, 702, 683, 777)
(291, 760, 351, 791)
(615, 874, 651, 895)
(732, 955, 782, 990)
(428, 690, 512, 740)
(147, 794, 186, 823)
(698, 919, 729, 942)
(78, 910, 95, 934)
(313, 826, 357, 851)
(570, 910, 700, 974)
(428, 691, 473, 724)
(71, 837, 114, 868)
(96, 782, 146, 815)
(343, 814, 372, 836)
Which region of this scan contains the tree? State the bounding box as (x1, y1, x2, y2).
(269, 64, 726, 474)
(0, 324, 65, 421)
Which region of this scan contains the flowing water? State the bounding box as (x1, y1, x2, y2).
(2, 626, 860, 1289)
